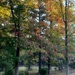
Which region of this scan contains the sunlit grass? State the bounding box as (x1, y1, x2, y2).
(19, 66, 27, 71)
(0, 72, 4, 75)
(29, 66, 38, 73)
(19, 66, 38, 73)
(51, 70, 65, 75)
(0, 66, 75, 75)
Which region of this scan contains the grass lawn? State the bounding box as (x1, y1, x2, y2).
(19, 66, 66, 75)
(0, 72, 4, 75)
(1, 66, 75, 75)
(51, 70, 65, 75)
(19, 66, 75, 75)
(51, 69, 75, 75)
(19, 66, 38, 73)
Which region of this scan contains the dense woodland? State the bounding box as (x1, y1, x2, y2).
(0, 0, 75, 75)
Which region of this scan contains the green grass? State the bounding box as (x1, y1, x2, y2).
(51, 70, 65, 75)
(1, 66, 75, 75)
(19, 66, 27, 71)
(19, 66, 38, 73)
(29, 66, 38, 73)
(0, 72, 4, 75)
(19, 66, 75, 75)
(51, 69, 75, 75)
(19, 66, 66, 75)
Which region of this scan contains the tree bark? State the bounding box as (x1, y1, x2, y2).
(38, 0, 42, 73)
(39, 51, 42, 73)
(65, 0, 69, 75)
(14, 47, 20, 75)
(48, 57, 51, 75)
(14, 13, 20, 75)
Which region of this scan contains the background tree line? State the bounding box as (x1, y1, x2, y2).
(0, 0, 75, 75)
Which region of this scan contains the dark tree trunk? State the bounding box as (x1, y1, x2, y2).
(14, 47, 20, 75)
(48, 57, 51, 75)
(9, 0, 21, 75)
(65, 0, 69, 75)
(39, 51, 42, 73)
(38, 1, 42, 73)
(28, 57, 31, 70)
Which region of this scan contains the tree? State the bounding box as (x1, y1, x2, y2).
(0, 0, 75, 75)
(64, 0, 69, 75)
(28, 0, 48, 73)
(8, 0, 38, 75)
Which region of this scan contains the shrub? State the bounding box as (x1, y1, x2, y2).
(69, 62, 75, 69)
(40, 68, 47, 75)
(5, 69, 13, 75)
(19, 70, 29, 75)
(25, 71, 29, 75)
(19, 71, 24, 75)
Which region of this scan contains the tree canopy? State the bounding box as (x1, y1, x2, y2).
(0, 0, 75, 75)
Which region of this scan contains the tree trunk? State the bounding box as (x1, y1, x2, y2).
(39, 51, 42, 73)
(65, 57, 69, 75)
(48, 57, 51, 75)
(28, 57, 31, 70)
(65, 0, 69, 75)
(14, 66, 18, 75)
(14, 47, 20, 75)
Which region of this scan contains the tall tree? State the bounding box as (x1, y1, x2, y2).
(8, 0, 26, 75)
(65, 0, 69, 75)
(28, 0, 47, 73)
